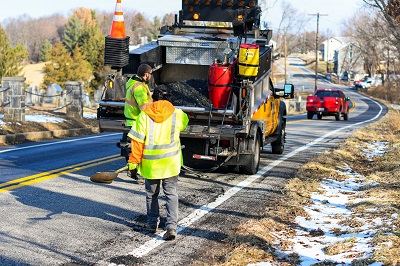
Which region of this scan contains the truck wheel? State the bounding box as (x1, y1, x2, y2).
(307, 112, 313, 119)
(271, 124, 285, 154)
(240, 134, 260, 175)
(335, 112, 340, 121)
(343, 112, 349, 121)
(317, 113, 322, 119)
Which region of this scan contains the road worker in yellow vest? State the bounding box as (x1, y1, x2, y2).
(126, 86, 189, 241)
(124, 63, 153, 126)
(123, 63, 153, 184)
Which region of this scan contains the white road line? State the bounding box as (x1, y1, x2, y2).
(0, 133, 120, 154)
(126, 99, 383, 259)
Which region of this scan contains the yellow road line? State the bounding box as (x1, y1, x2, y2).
(349, 99, 356, 111)
(0, 154, 123, 193)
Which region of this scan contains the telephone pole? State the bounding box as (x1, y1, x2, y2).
(309, 13, 328, 90)
(284, 35, 287, 84)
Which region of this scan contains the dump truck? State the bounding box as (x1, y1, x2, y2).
(97, 0, 294, 174)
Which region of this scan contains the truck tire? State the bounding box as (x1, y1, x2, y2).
(271, 122, 285, 154)
(343, 112, 349, 121)
(240, 133, 260, 175)
(307, 111, 314, 119)
(335, 111, 340, 121)
(317, 113, 322, 119)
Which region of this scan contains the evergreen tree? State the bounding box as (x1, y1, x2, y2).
(80, 25, 106, 95)
(79, 13, 104, 68)
(62, 8, 107, 95)
(39, 39, 52, 62)
(0, 24, 28, 79)
(151, 16, 162, 41)
(42, 42, 92, 90)
(63, 16, 82, 53)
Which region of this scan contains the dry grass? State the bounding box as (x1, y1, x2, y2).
(323, 237, 357, 256)
(194, 96, 400, 264)
(20, 62, 46, 88)
(365, 84, 400, 105)
(0, 103, 98, 137)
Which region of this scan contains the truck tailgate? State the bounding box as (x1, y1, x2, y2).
(307, 96, 340, 112)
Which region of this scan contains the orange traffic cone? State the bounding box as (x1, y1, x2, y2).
(109, 0, 126, 38)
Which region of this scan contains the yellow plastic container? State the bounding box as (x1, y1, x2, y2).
(238, 43, 259, 77)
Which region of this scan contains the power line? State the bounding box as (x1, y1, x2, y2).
(309, 13, 328, 90)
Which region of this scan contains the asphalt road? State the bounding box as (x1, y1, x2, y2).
(0, 56, 387, 266)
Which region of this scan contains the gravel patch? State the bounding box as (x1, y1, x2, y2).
(161, 79, 211, 107)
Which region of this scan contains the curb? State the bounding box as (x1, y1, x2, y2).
(0, 127, 100, 145)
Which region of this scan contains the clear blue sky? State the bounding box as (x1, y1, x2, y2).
(0, 0, 182, 21)
(0, 0, 365, 35)
(262, 0, 365, 35)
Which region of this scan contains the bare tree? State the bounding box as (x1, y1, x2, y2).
(362, 0, 400, 75)
(342, 10, 382, 76)
(363, 0, 400, 26)
(269, 1, 310, 56)
(4, 14, 65, 63)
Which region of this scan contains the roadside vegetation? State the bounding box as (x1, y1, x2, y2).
(0, 7, 174, 94)
(190, 87, 399, 264)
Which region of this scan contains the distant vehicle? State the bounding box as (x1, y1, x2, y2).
(354, 78, 365, 87)
(371, 76, 383, 86)
(306, 88, 350, 121)
(353, 76, 368, 87)
(357, 78, 372, 90)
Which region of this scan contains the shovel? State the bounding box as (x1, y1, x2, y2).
(90, 165, 128, 184)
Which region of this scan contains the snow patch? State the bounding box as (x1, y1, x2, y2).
(25, 114, 65, 123)
(249, 142, 393, 266)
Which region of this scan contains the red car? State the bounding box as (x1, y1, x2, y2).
(306, 88, 350, 121)
(353, 77, 368, 88)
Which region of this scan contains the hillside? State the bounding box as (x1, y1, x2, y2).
(20, 62, 46, 88)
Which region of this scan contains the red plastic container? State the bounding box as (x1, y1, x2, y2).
(208, 63, 233, 108)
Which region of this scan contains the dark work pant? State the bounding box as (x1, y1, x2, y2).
(145, 175, 178, 231)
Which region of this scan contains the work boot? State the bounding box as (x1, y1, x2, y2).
(146, 223, 159, 234)
(163, 229, 177, 241)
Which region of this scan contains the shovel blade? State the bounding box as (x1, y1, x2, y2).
(90, 172, 119, 184)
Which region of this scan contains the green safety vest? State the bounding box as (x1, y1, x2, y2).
(124, 76, 152, 126)
(128, 108, 189, 179)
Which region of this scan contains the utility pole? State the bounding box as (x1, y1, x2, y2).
(387, 45, 390, 82)
(326, 31, 330, 73)
(309, 13, 328, 90)
(327, 38, 329, 73)
(284, 35, 287, 84)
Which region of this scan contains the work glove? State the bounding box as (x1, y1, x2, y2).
(127, 162, 137, 171)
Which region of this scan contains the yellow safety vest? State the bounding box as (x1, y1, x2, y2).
(124, 76, 152, 126)
(128, 108, 189, 179)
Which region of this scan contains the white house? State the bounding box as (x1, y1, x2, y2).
(321, 37, 348, 62)
(334, 42, 365, 80)
(322, 37, 365, 80)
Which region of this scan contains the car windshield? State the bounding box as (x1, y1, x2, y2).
(315, 91, 341, 97)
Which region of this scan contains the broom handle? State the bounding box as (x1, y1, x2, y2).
(116, 165, 129, 173)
